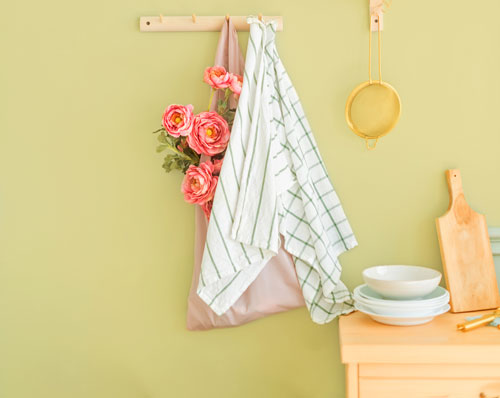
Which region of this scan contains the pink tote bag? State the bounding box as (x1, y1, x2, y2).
(186, 19, 305, 331)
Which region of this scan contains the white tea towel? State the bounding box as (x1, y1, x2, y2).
(197, 17, 357, 324)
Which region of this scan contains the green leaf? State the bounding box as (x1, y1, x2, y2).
(156, 144, 168, 153)
(162, 154, 192, 174)
(157, 133, 168, 144)
(183, 148, 200, 164)
(217, 98, 229, 115)
(162, 154, 177, 173)
(224, 109, 236, 128)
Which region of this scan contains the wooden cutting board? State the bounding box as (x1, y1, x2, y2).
(436, 169, 500, 313)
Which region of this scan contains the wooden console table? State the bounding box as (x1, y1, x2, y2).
(339, 311, 500, 398)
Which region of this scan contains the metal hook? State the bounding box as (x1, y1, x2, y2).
(365, 138, 379, 150)
(192, 14, 196, 23)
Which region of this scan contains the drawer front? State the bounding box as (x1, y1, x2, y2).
(360, 378, 500, 398)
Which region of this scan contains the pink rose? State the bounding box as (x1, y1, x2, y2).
(200, 200, 213, 220)
(181, 162, 218, 205)
(212, 158, 223, 175)
(229, 74, 243, 96)
(162, 104, 194, 137)
(187, 112, 230, 156)
(204, 66, 232, 90)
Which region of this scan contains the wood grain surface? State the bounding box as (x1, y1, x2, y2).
(436, 169, 500, 312)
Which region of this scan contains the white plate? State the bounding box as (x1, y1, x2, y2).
(353, 291, 449, 311)
(353, 291, 449, 314)
(354, 285, 449, 307)
(354, 303, 450, 326)
(353, 297, 448, 316)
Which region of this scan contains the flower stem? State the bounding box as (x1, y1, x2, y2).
(207, 88, 215, 111)
(165, 141, 199, 164)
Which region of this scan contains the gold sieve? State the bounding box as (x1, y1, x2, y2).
(345, 13, 401, 150)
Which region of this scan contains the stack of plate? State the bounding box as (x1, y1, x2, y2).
(354, 284, 450, 326)
(354, 265, 450, 326)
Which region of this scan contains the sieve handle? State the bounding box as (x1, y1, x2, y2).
(369, 12, 382, 84)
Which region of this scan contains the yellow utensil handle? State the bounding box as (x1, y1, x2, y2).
(457, 311, 500, 332)
(369, 11, 382, 84)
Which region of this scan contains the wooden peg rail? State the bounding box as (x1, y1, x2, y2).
(139, 15, 284, 32)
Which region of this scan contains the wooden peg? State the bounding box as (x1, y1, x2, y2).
(258, 13, 263, 21)
(192, 14, 196, 23)
(370, 0, 384, 31)
(225, 14, 230, 21)
(159, 14, 164, 23)
(370, 13, 383, 31)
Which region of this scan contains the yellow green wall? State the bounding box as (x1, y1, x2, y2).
(2, 0, 500, 397)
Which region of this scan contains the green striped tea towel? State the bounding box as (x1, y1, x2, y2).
(197, 17, 358, 324)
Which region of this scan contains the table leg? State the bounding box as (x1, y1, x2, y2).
(345, 363, 359, 398)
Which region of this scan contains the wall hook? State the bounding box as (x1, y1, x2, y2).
(258, 13, 263, 21)
(369, 0, 391, 31)
(192, 14, 196, 23)
(225, 14, 230, 21)
(159, 14, 164, 23)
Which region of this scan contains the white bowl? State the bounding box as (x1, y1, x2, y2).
(355, 302, 450, 326)
(354, 285, 449, 308)
(362, 265, 442, 299)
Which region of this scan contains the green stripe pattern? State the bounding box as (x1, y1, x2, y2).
(197, 17, 357, 324)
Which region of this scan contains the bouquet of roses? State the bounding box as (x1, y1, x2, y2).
(154, 66, 243, 219)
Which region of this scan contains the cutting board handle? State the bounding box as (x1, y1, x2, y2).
(446, 169, 464, 207)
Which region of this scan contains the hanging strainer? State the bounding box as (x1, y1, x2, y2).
(345, 12, 401, 150)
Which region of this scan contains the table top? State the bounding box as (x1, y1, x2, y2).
(339, 310, 500, 364)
